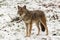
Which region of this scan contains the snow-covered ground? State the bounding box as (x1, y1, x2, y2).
(0, 0, 60, 40)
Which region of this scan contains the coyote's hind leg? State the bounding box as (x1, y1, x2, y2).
(36, 21, 40, 35)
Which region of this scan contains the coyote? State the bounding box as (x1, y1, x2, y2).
(17, 5, 48, 37)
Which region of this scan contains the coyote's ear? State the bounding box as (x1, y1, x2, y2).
(23, 5, 26, 9)
(18, 5, 21, 9)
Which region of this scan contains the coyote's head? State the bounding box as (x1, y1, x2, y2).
(17, 5, 28, 18)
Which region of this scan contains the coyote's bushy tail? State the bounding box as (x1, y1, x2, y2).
(40, 14, 47, 32)
(41, 23, 45, 31)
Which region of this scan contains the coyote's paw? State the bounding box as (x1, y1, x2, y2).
(25, 35, 30, 37)
(46, 33, 48, 35)
(36, 34, 40, 36)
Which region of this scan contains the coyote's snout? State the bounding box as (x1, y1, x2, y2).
(17, 5, 48, 37)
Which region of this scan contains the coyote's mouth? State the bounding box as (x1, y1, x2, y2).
(21, 13, 26, 18)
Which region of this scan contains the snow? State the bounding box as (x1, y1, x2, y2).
(0, 0, 60, 40)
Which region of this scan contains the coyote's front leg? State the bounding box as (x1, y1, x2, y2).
(25, 22, 32, 37)
(29, 22, 32, 37)
(25, 23, 29, 37)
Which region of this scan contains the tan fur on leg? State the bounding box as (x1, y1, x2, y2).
(36, 21, 40, 35)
